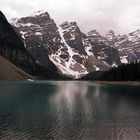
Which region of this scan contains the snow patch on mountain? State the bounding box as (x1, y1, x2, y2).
(120, 56, 128, 64)
(111, 62, 118, 67)
(49, 26, 88, 79)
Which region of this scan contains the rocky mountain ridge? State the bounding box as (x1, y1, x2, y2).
(104, 30, 140, 63)
(10, 11, 122, 78)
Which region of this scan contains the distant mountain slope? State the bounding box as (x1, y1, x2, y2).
(84, 30, 121, 66)
(104, 30, 140, 63)
(0, 56, 33, 80)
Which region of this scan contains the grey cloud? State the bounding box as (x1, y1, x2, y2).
(0, 0, 140, 35)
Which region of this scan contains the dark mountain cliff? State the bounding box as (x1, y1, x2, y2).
(0, 11, 35, 74)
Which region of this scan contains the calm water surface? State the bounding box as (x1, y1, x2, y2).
(0, 81, 140, 140)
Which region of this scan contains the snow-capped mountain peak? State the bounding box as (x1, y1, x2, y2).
(9, 18, 18, 25)
(129, 29, 140, 36)
(128, 29, 140, 42)
(31, 10, 49, 17)
(105, 30, 116, 42)
(105, 29, 140, 63)
(106, 30, 115, 35)
(87, 30, 100, 37)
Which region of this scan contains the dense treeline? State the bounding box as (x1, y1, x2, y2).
(101, 61, 140, 81)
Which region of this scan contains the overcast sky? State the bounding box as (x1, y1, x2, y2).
(1, 0, 140, 35)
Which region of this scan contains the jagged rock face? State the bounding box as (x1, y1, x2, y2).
(60, 21, 86, 55)
(12, 12, 88, 78)
(50, 24, 101, 78)
(84, 30, 121, 66)
(87, 30, 107, 44)
(115, 30, 140, 63)
(12, 11, 61, 67)
(0, 11, 36, 74)
(11, 11, 110, 79)
(105, 30, 117, 45)
(104, 30, 140, 63)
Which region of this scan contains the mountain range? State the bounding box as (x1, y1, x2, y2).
(0, 10, 139, 80)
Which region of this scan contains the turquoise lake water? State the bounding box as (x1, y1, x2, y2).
(0, 81, 140, 140)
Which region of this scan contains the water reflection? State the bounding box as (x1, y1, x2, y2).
(0, 81, 140, 140)
(48, 82, 140, 140)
